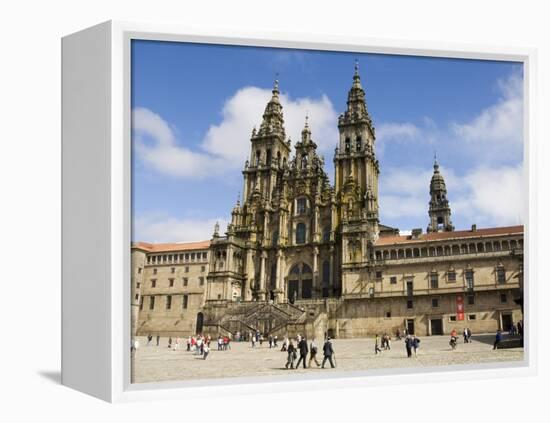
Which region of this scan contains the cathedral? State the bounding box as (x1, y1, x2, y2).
(132, 65, 523, 339)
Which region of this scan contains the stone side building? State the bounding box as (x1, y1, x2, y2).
(131, 65, 523, 338)
(132, 241, 210, 336)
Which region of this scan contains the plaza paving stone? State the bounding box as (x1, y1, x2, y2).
(132, 334, 523, 384)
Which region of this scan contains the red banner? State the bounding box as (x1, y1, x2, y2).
(456, 294, 465, 321)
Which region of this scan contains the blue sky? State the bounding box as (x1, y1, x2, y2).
(131, 40, 524, 243)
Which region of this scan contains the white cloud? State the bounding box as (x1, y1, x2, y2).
(133, 212, 230, 243)
(453, 164, 524, 227)
(133, 87, 338, 179)
(377, 72, 523, 164)
(451, 72, 523, 160)
(132, 108, 225, 178)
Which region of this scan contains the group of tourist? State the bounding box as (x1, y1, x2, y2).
(374, 333, 392, 354)
(283, 334, 335, 369)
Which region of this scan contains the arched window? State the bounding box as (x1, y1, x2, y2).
(356, 136, 362, 150)
(345, 138, 350, 152)
(266, 149, 272, 165)
(296, 197, 307, 215)
(256, 149, 261, 166)
(296, 223, 306, 244)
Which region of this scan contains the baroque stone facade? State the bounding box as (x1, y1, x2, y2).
(131, 65, 523, 338)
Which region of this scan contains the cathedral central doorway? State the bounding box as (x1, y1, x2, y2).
(287, 263, 313, 303)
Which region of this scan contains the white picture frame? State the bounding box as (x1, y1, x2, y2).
(61, 20, 537, 403)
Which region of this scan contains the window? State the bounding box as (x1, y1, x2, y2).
(449, 315, 457, 322)
(296, 198, 307, 215)
(465, 270, 474, 290)
(447, 271, 456, 282)
(497, 267, 506, 284)
(203, 252, 207, 260)
(199, 277, 204, 286)
(135, 293, 139, 301)
(191, 253, 195, 261)
(406, 281, 414, 297)
(151, 279, 156, 288)
(183, 278, 188, 287)
(390, 276, 397, 284)
(468, 314, 477, 320)
(385, 311, 391, 318)
(166, 295, 172, 310)
(136, 282, 140, 289)
(431, 298, 439, 308)
(171, 267, 175, 274)
(376, 271, 383, 279)
(149, 296, 155, 310)
(467, 294, 475, 305)
(182, 295, 188, 309)
(185, 253, 189, 261)
(138, 267, 142, 274)
(139, 296, 144, 310)
(296, 223, 306, 244)
(153, 268, 157, 275)
(169, 278, 174, 287)
(407, 300, 414, 309)
(430, 273, 439, 289)
(356, 136, 362, 150)
(185, 266, 189, 273)
(201, 265, 206, 272)
(500, 293, 507, 304)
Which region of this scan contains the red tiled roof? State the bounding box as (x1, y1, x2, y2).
(374, 225, 523, 246)
(132, 240, 211, 253)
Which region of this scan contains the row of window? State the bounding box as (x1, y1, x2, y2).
(149, 265, 206, 275)
(374, 238, 522, 261)
(139, 294, 189, 311)
(405, 292, 508, 310)
(146, 251, 208, 265)
(148, 277, 204, 288)
(378, 267, 506, 289)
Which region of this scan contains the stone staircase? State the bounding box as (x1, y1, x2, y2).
(203, 301, 313, 337)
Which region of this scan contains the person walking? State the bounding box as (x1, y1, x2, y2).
(412, 336, 420, 356)
(203, 343, 210, 360)
(296, 336, 309, 369)
(309, 338, 320, 367)
(374, 334, 382, 354)
(463, 328, 469, 343)
(147, 334, 152, 346)
(321, 337, 335, 368)
(385, 334, 391, 350)
(168, 336, 172, 349)
(405, 335, 413, 358)
(466, 328, 472, 343)
(281, 336, 288, 352)
(285, 341, 297, 369)
(493, 330, 502, 350)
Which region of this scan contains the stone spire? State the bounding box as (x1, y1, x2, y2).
(338, 60, 373, 129)
(257, 79, 286, 139)
(427, 157, 454, 233)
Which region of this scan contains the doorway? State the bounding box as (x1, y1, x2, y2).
(501, 313, 513, 332)
(430, 318, 443, 335)
(287, 263, 313, 302)
(406, 319, 415, 335)
(195, 312, 204, 334)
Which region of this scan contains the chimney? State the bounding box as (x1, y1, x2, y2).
(471, 224, 477, 231)
(411, 228, 422, 239)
